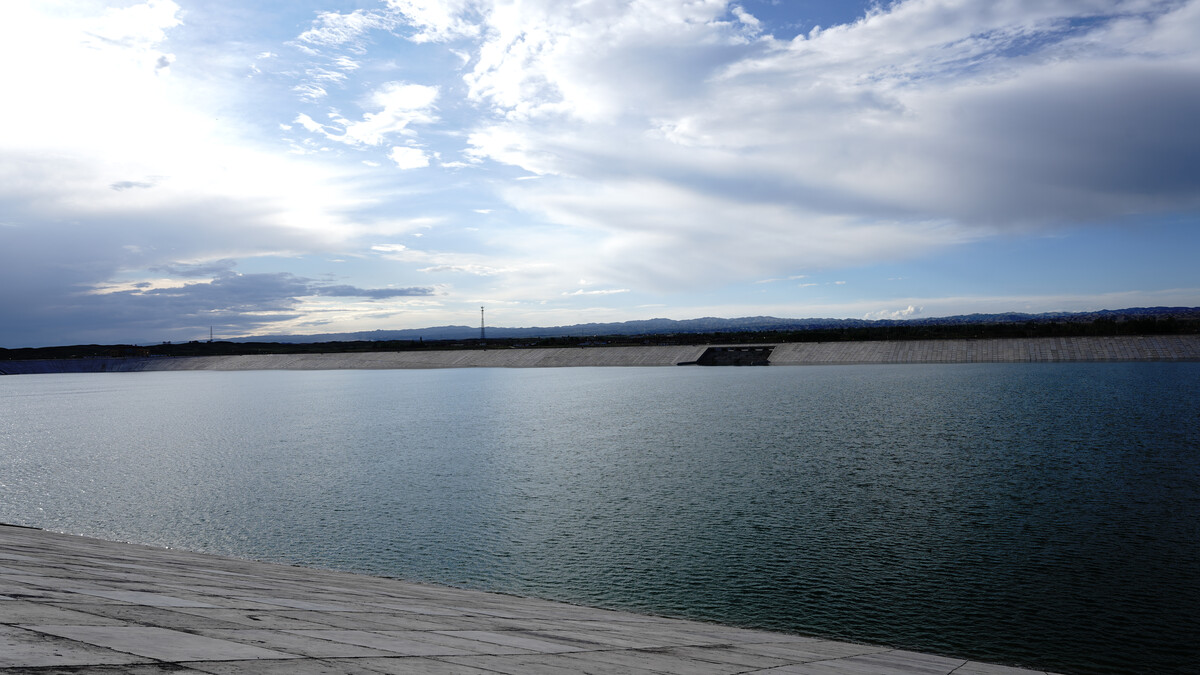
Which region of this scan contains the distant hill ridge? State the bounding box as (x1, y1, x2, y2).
(235, 306, 1200, 343)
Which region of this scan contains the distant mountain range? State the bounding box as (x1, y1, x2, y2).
(235, 306, 1200, 343)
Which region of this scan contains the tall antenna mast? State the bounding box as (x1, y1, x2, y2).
(480, 306, 485, 342)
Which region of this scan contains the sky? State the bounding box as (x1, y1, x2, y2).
(1, 0, 1198, 347)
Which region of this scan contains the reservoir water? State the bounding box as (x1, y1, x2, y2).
(1, 363, 1197, 674)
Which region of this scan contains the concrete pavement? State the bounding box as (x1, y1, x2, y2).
(0, 524, 1064, 674)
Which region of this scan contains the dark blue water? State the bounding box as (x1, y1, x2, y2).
(2, 364, 1197, 673)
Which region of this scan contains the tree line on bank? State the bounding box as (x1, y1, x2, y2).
(2, 314, 1197, 362)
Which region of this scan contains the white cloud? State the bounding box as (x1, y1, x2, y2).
(731, 5, 761, 31)
(756, 275, 809, 284)
(388, 146, 430, 169)
(865, 305, 922, 320)
(0, 0, 397, 346)
(419, 263, 509, 276)
(422, 0, 1200, 292)
(294, 113, 324, 133)
(463, 0, 754, 123)
(307, 67, 348, 84)
(296, 9, 397, 48)
(5, 0, 1193, 345)
(293, 83, 328, 101)
(374, 244, 560, 288)
(384, 0, 480, 43)
(563, 288, 630, 296)
(86, 0, 182, 50)
(299, 82, 439, 146)
(498, 176, 977, 290)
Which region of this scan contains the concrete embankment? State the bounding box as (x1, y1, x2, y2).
(768, 334, 1200, 364)
(0, 523, 1063, 674)
(2, 335, 1198, 374)
(0, 346, 708, 374)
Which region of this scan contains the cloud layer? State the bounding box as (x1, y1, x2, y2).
(293, 0, 1200, 293)
(453, 0, 1200, 275)
(1, 0, 1197, 346)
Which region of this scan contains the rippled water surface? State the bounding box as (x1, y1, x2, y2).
(2, 363, 1198, 673)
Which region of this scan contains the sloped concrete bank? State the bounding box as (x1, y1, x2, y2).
(143, 344, 709, 371)
(2, 335, 1198, 375)
(0, 523, 1064, 674)
(768, 334, 1200, 364)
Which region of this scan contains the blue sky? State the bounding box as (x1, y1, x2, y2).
(1, 0, 1198, 347)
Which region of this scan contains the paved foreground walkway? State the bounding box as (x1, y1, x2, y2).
(1, 525, 1061, 674)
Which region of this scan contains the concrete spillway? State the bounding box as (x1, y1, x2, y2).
(1, 335, 1198, 374)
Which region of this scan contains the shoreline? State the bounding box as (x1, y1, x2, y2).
(0, 523, 1067, 674)
(2, 334, 1198, 374)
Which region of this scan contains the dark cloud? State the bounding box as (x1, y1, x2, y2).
(0, 157, 351, 346)
(0, 212, 435, 345)
(110, 180, 155, 191)
(137, 272, 311, 312)
(312, 284, 434, 299)
(152, 259, 238, 278)
(0, 270, 437, 347)
(917, 61, 1200, 225)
